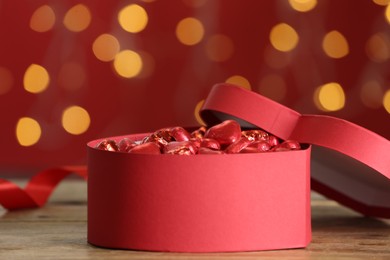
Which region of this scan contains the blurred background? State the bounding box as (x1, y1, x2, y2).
(0, 0, 389, 174)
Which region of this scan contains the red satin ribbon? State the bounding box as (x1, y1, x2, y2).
(0, 165, 87, 210)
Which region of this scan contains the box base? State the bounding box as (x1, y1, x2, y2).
(87, 135, 311, 252)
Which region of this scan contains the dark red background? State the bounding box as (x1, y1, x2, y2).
(0, 0, 389, 173)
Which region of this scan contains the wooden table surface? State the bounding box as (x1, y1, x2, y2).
(1, 179, 390, 260)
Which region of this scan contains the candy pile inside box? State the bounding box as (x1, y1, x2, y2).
(94, 120, 301, 155)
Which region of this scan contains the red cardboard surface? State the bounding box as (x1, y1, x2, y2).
(201, 83, 390, 218)
(87, 135, 311, 252)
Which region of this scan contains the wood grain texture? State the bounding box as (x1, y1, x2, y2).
(0, 180, 389, 259)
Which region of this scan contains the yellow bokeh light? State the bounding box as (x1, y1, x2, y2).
(30, 5, 56, 32)
(366, 33, 390, 62)
(205, 34, 234, 62)
(58, 62, 86, 91)
(0, 66, 14, 95)
(258, 74, 287, 102)
(176, 17, 205, 46)
(288, 0, 317, 12)
(314, 82, 346, 111)
(23, 64, 50, 94)
(62, 106, 91, 135)
(372, 0, 390, 5)
(16, 117, 42, 147)
(269, 23, 299, 52)
(63, 4, 91, 32)
(386, 4, 390, 24)
(360, 81, 384, 109)
(194, 99, 206, 126)
(225, 75, 251, 90)
(383, 90, 390, 113)
(322, 30, 349, 59)
(93, 34, 120, 62)
(118, 4, 148, 33)
(113, 50, 143, 78)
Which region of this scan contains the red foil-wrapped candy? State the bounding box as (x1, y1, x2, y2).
(198, 147, 225, 154)
(118, 138, 136, 152)
(170, 127, 191, 142)
(143, 128, 173, 148)
(241, 147, 263, 153)
(247, 140, 272, 152)
(95, 139, 119, 152)
(129, 142, 161, 154)
(164, 141, 197, 155)
(225, 137, 252, 154)
(268, 135, 280, 147)
(242, 130, 269, 142)
(200, 138, 221, 150)
(191, 126, 206, 140)
(204, 120, 241, 146)
(273, 140, 301, 152)
(190, 138, 201, 149)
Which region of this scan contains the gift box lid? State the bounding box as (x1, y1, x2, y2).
(200, 83, 390, 218)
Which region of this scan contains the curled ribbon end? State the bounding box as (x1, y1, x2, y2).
(0, 166, 87, 211)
